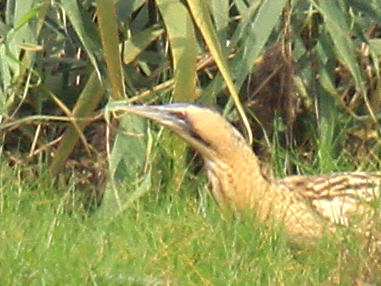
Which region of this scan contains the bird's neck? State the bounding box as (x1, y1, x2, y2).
(206, 142, 273, 212)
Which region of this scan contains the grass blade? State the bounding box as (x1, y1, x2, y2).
(186, 0, 253, 143)
(96, 0, 125, 100)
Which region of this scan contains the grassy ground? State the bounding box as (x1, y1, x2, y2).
(2, 1, 381, 285)
(1, 161, 380, 286)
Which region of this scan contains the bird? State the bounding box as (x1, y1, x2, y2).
(112, 102, 381, 239)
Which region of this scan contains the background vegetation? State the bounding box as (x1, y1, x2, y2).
(1, 0, 381, 284)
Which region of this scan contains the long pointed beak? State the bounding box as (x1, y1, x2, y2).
(108, 102, 216, 159)
(109, 103, 186, 130)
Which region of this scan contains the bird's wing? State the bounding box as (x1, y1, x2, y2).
(276, 172, 381, 226)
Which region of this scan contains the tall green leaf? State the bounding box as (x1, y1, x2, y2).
(156, 0, 197, 102)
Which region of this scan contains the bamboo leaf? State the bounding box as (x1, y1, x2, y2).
(100, 113, 152, 217)
(157, 0, 197, 102)
(203, 0, 287, 90)
(347, 0, 381, 20)
(61, 0, 103, 77)
(317, 0, 365, 92)
(50, 72, 105, 176)
(109, 115, 148, 180)
(208, 0, 229, 48)
(96, 0, 125, 100)
(123, 25, 164, 65)
(234, 0, 287, 81)
(186, 0, 253, 143)
(202, 0, 287, 140)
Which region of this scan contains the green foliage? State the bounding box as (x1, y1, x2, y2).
(1, 0, 381, 181)
(2, 0, 381, 283)
(1, 164, 380, 285)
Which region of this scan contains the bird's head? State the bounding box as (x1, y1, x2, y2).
(110, 103, 268, 210)
(112, 103, 250, 162)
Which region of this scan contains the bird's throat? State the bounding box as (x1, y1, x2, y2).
(204, 148, 272, 212)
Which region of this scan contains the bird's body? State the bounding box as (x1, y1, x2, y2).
(113, 103, 381, 239)
(276, 172, 381, 238)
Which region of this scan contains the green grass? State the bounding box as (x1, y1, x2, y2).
(1, 163, 380, 286)
(2, 0, 381, 284)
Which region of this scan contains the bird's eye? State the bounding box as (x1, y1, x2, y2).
(171, 111, 187, 120)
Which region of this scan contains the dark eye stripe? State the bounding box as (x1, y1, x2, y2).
(170, 111, 187, 120)
(169, 110, 213, 148)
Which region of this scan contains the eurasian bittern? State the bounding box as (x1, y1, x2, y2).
(115, 103, 381, 239)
